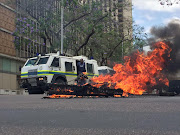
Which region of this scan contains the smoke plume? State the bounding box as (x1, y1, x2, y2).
(149, 19, 180, 74)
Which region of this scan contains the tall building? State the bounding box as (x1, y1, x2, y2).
(80, 0, 132, 36)
(0, 0, 26, 90)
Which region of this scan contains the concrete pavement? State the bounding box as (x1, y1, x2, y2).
(0, 95, 179, 135)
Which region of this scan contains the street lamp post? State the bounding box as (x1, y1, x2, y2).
(122, 41, 124, 61)
(61, 0, 64, 55)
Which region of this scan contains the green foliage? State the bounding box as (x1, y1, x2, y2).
(13, 17, 41, 49)
(14, 0, 146, 65)
(133, 23, 148, 51)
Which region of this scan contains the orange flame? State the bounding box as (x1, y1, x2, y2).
(56, 88, 74, 93)
(91, 41, 172, 95)
(48, 94, 76, 99)
(82, 72, 87, 75)
(114, 95, 121, 98)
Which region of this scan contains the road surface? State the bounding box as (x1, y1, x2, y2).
(0, 95, 180, 135)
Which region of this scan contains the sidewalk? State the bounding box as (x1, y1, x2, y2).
(0, 89, 29, 95)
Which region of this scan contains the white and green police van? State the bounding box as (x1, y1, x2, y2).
(21, 52, 99, 94)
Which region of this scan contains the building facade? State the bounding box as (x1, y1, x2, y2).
(0, 0, 26, 90)
(80, 0, 132, 36)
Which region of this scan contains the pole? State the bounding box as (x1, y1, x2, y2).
(61, 0, 64, 55)
(122, 41, 124, 61)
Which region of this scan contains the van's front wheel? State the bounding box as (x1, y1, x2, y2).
(27, 86, 44, 94)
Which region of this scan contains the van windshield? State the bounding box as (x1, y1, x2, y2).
(25, 58, 37, 66)
(37, 57, 49, 65)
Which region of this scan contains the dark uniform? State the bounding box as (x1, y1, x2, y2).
(77, 61, 86, 76)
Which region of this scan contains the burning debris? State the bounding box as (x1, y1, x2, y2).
(44, 41, 173, 99)
(75, 72, 88, 86)
(44, 94, 76, 99)
(44, 41, 174, 99)
(91, 41, 172, 96)
(44, 83, 123, 99)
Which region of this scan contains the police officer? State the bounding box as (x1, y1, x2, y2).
(77, 59, 86, 76)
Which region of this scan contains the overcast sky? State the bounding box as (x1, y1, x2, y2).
(132, 0, 180, 34)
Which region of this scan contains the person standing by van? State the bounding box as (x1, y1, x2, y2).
(77, 59, 86, 76)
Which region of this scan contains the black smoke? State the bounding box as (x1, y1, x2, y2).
(149, 19, 180, 74)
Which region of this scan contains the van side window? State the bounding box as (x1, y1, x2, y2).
(109, 70, 116, 75)
(51, 58, 59, 67)
(98, 69, 108, 75)
(87, 63, 94, 74)
(65, 62, 73, 72)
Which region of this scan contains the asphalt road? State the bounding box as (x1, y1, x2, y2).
(0, 95, 180, 135)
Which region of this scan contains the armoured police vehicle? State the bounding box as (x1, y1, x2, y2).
(21, 52, 99, 94)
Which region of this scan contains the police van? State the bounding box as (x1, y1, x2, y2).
(21, 52, 99, 94)
(97, 66, 115, 75)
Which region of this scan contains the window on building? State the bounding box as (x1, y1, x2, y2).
(65, 62, 73, 72)
(51, 57, 59, 67)
(87, 63, 94, 74)
(3, 58, 11, 72)
(118, 9, 123, 13)
(118, 14, 123, 18)
(11, 60, 17, 73)
(0, 57, 2, 71)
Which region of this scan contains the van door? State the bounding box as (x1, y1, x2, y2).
(62, 58, 77, 85)
(86, 63, 94, 78)
(51, 57, 60, 71)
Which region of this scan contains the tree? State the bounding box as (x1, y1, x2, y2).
(13, 0, 108, 54)
(12, 0, 146, 65)
(158, 0, 180, 6)
(133, 23, 148, 51)
(87, 21, 147, 66)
